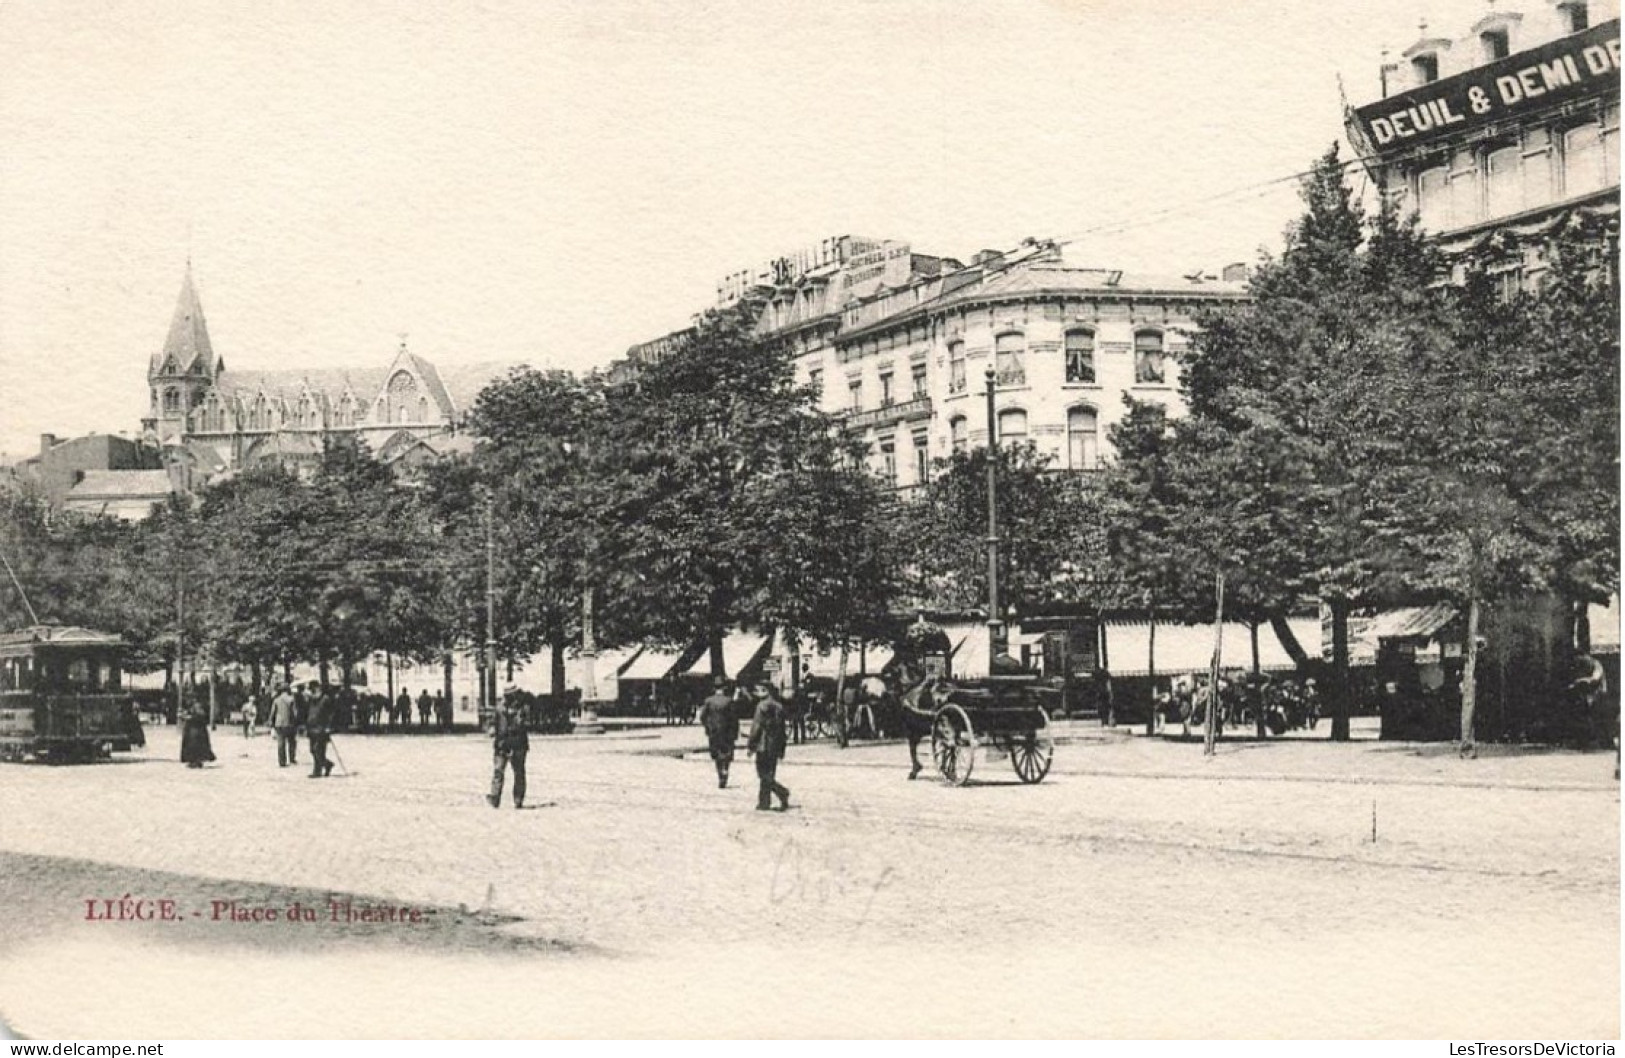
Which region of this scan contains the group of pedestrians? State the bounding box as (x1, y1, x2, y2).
(697, 678, 790, 812)
(187, 681, 339, 778)
(371, 688, 455, 731)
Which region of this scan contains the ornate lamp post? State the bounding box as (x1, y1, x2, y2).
(984, 365, 1006, 662)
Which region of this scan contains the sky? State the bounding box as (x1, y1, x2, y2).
(0, 0, 1518, 460)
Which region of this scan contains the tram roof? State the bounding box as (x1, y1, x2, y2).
(0, 626, 126, 655)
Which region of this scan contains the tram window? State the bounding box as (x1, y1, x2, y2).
(67, 658, 92, 686)
(99, 661, 121, 690)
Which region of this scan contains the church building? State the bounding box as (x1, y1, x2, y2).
(142, 265, 512, 487)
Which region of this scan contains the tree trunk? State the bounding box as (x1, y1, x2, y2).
(1460, 593, 1480, 758)
(709, 628, 726, 680)
(318, 654, 330, 688)
(1252, 620, 1265, 739)
(1271, 613, 1312, 673)
(1146, 599, 1158, 737)
(1576, 597, 1592, 655)
(549, 631, 566, 697)
(1098, 620, 1114, 726)
(1206, 573, 1226, 757)
(250, 659, 262, 699)
(833, 642, 851, 748)
(443, 654, 455, 721)
(1329, 597, 1352, 742)
(386, 651, 395, 705)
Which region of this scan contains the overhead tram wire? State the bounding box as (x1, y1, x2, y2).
(930, 153, 1372, 302)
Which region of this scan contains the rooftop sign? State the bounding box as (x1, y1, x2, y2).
(1352, 19, 1619, 159)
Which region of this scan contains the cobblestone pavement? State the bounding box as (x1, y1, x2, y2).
(0, 723, 1615, 1038)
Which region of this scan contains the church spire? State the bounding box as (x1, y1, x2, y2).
(150, 261, 217, 380)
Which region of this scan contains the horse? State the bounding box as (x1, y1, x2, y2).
(898, 674, 942, 780)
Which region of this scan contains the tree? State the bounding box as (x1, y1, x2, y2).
(595, 301, 900, 675)
(903, 441, 1105, 619)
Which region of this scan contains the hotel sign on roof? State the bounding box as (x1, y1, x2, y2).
(1351, 19, 1619, 159)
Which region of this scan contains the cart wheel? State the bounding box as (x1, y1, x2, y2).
(1010, 713, 1054, 784)
(931, 703, 976, 786)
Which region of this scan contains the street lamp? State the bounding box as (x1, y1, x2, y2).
(984, 364, 1006, 663)
(561, 439, 605, 735)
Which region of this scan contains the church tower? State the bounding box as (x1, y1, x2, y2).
(143, 263, 221, 444)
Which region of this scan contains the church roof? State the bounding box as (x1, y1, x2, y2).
(152, 265, 217, 377)
(213, 367, 390, 405)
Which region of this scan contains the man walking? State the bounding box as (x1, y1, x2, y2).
(747, 683, 791, 812)
(306, 684, 334, 778)
(268, 682, 299, 768)
(697, 678, 739, 789)
(488, 687, 528, 809)
(417, 689, 433, 729)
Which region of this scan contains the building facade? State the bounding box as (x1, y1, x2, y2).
(11, 432, 163, 514)
(143, 265, 505, 487)
(1349, 2, 1619, 284)
(621, 235, 1248, 489)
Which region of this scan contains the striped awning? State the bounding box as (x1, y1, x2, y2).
(1106, 617, 1321, 677)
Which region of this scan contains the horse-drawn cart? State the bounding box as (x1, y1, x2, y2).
(927, 674, 1055, 785)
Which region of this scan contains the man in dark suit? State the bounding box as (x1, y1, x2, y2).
(697, 678, 739, 789)
(268, 682, 300, 768)
(306, 684, 334, 778)
(747, 684, 791, 812)
(488, 687, 529, 809)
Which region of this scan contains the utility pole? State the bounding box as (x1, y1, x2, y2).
(984, 365, 1006, 664)
(485, 489, 497, 716)
(176, 568, 186, 725)
(574, 437, 604, 734)
(1206, 572, 1226, 757)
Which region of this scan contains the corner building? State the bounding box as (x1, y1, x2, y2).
(624, 237, 1248, 489)
(1349, 2, 1619, 282)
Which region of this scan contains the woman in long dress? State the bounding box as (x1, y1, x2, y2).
(180, 706, 215, 768)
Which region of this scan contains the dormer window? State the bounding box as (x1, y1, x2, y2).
(1413, 52, 1440, 84)
(1482, 28, 1510, 61)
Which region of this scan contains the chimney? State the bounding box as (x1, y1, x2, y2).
(1222, 262, 1251, 282)
(39, 433, 56, 457)
(973, 249, 1005, 267)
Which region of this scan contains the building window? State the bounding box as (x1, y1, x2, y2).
(1485, 145, 1521, 219)
(1134, 331, 1166, 385)
(1481, 28, 1509, 61)
(1064, 329, 1096, 384)
(849, 379, 863, 412)
(1561, 1, 1589, 33)
(1417, 164, 1450, 230)
(1450, 156, 1482, 228)
(1603, 104, 1619, 187)
(808, 368, 823, 400)
(1412, 53, 1439, 85)
(1492, 268, 1525, 303)
(1563, 122, 1604, 198)
(911, 363, 928, 400)
(995, 332, 1026, 387)
(879, 371, 894, 407)
(1067, 407, 1099, 470)
(163, 388, 180, 414)
(912, 430, 930, 484)
(1522, 128, 1554, 205)
(948, 341, 966, 393)
(879, 438, 897, 485)
(997, 408, 1028, 448)
(949, 416, 967, 455)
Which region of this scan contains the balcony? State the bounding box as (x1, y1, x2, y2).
(842, 395, 933, 431)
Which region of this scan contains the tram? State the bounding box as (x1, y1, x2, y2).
(0, 626, 145, 763)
